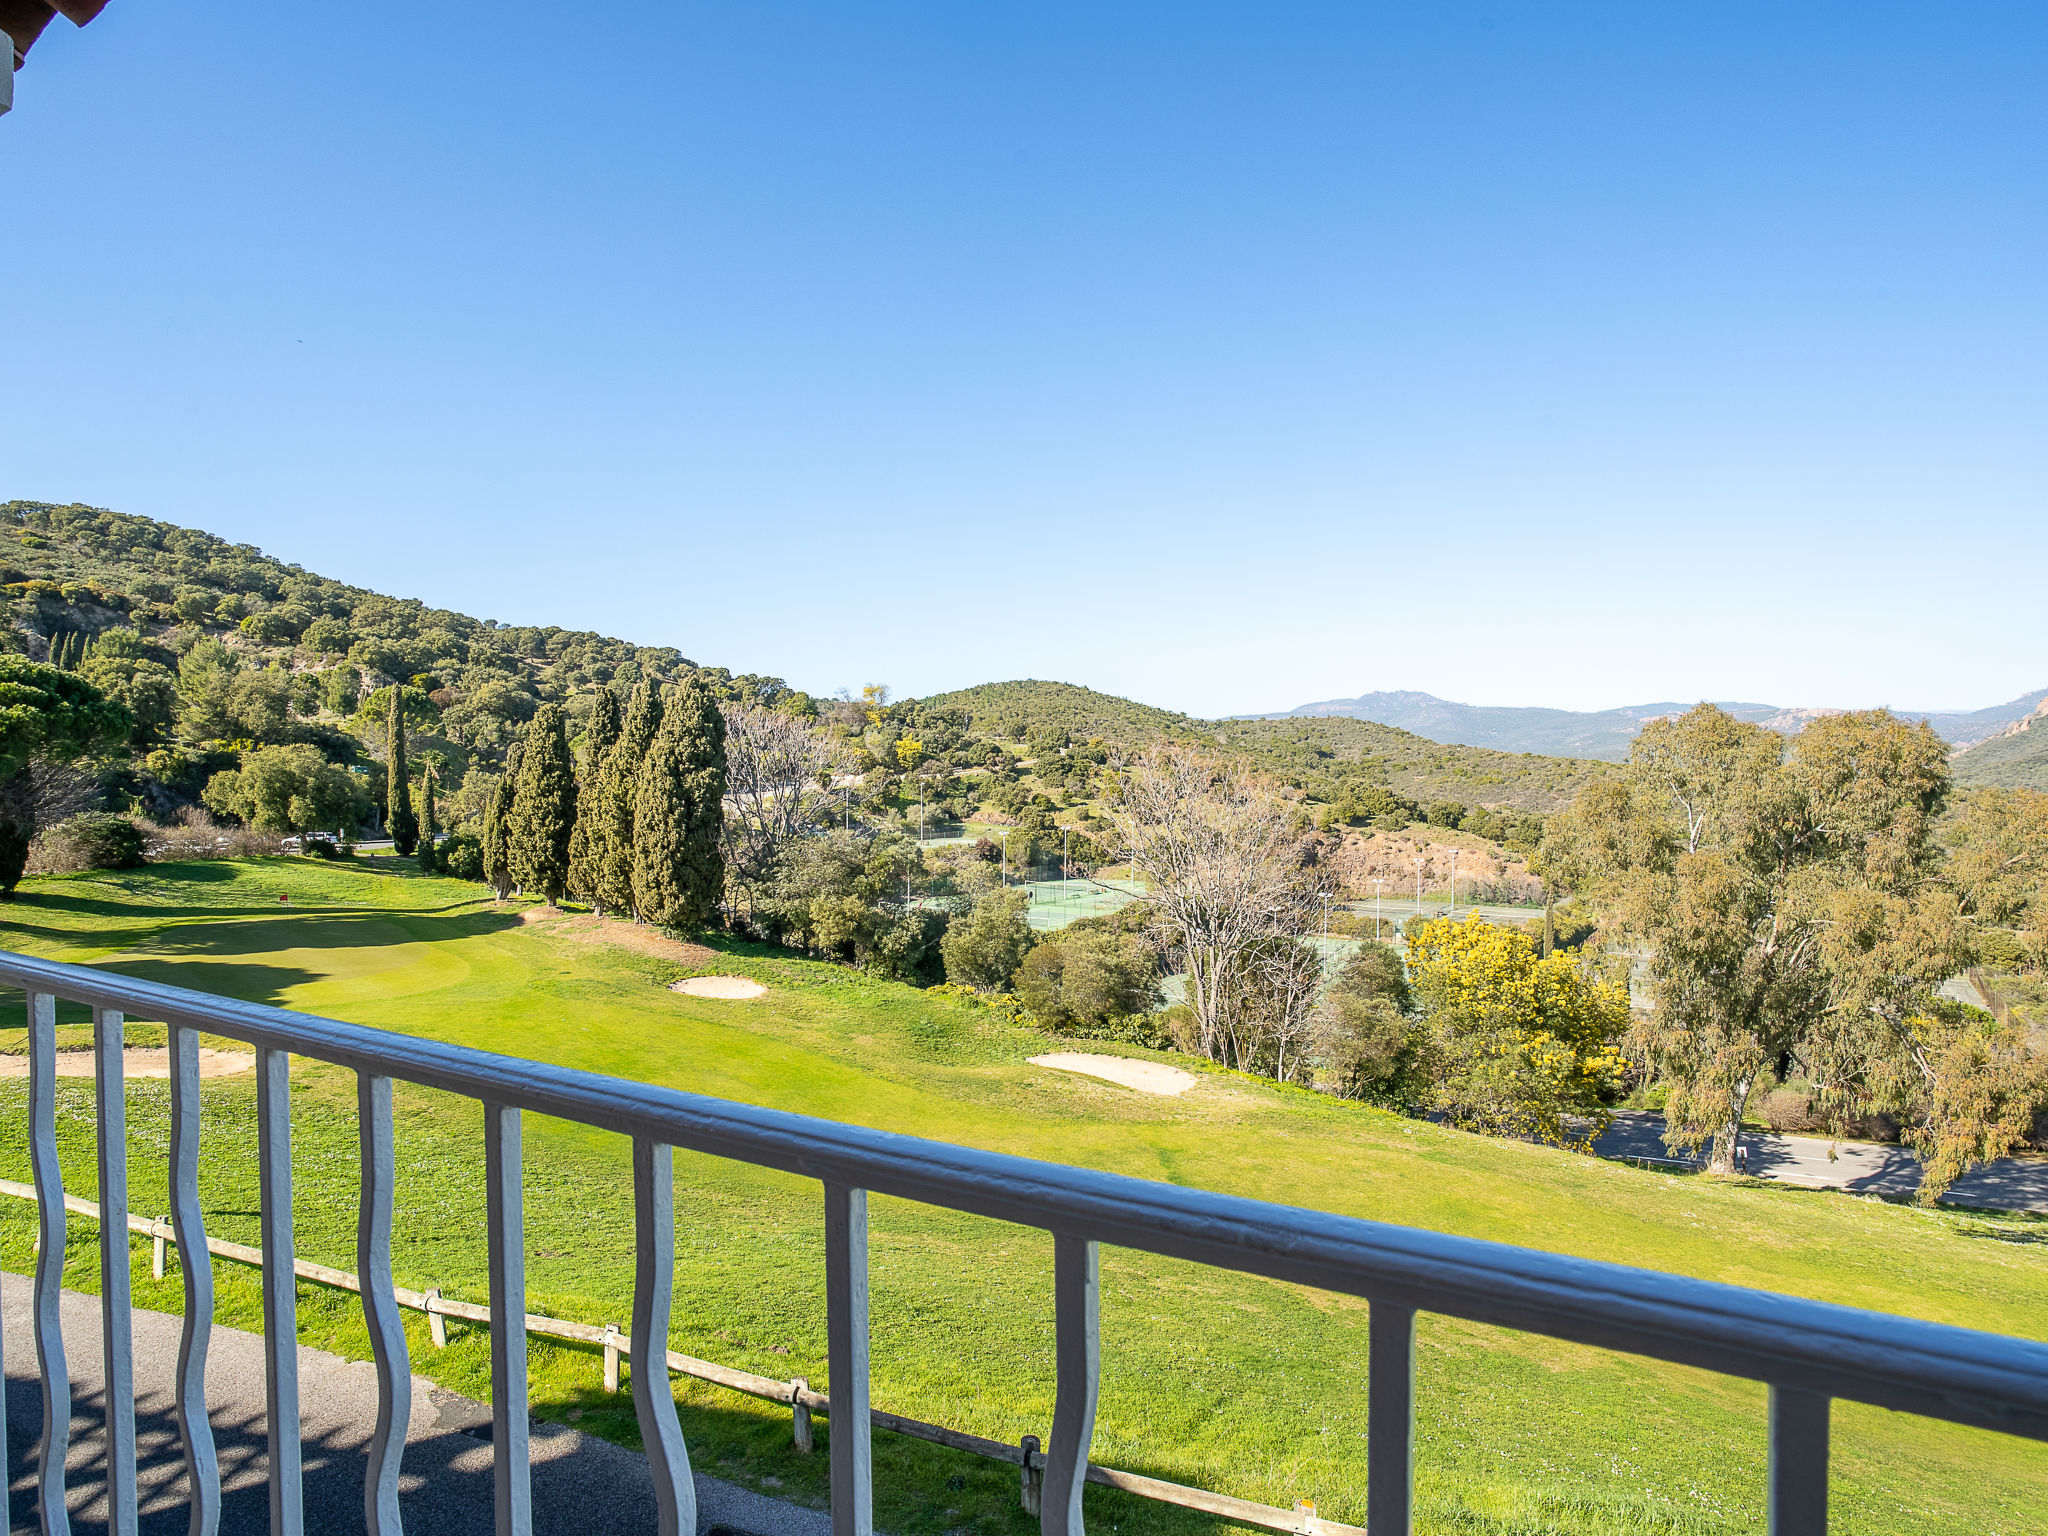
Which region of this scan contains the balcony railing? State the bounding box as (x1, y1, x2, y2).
(3, 946, 2047, 1536)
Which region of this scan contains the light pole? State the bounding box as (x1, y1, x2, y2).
(1373, 878, 1386, 940)
(1448, 849, 1459, 916)
(1413, 856, 1425, 919)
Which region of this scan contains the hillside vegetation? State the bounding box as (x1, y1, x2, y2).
(1954, 702, 2048, 790)
(925, 680, 1607, 815)
(2, 858, 2044, 1536)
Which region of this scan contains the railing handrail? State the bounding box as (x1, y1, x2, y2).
(0, 1177, 1358, 1536)
(5, 946, 2046, 1444)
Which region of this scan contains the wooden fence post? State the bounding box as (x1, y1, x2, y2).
(152, 1216, 169, 1280)
(1019, 1434, 1041, 1515)
(790, 1377, 813, 1453)
(603, 1323, 621, 1393)
(426, 1287, 447, 1348)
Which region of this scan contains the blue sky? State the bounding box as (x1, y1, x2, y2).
(5, 3, 2043, 717)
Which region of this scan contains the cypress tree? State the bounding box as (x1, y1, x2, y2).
(416, 765, 441, 874)
(632, 677, 727, 929)
(567, 688, 623, 907)
(482, 775, 515, 899)
(597, 683, 662, 919)
(387, 690, 418, 855)
(508, 704, 576, 905)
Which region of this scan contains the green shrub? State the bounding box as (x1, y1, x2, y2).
(440, 831, 486, 882)
(1976, 927, 2027, 969)
(1014, 929, 1160, 1031)
(43, 813, 147, 872)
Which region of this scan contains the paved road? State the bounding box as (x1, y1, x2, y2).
(1594, 1112, 2048, 1213)
(4, 1277, 830, 1535)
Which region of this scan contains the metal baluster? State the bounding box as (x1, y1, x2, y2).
(631, 1137, 694, 1536)
(169, 1021, 221, 1536)
(824, 1184, 872, 1536)
(1043, 1236, 1099, 1536)
(1768, 1386, 1829, 1536)
(1366, 1302, 1415, 1536)
(358, 1072, 410, 1535)
(30, 990, 72, 1535)
(94, 1006, 138, 1535)
(485, 1103, 531, 1536)
(257, 1045, 303, 1536)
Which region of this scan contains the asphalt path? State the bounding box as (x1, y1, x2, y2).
(3, 1277, 831, 1535)
(1593, 1112, 2048, 1214)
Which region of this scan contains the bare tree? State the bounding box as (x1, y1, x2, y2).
(720, 704, 850, 919)
(1104, 747, 1327, 1065)
(0, 754, 101, 843)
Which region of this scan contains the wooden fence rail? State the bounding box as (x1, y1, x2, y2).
(0, 1178, 1348, 1536)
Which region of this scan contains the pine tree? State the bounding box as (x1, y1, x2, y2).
(482, 775, 515, 899)
(416, 765, 441, 874)
(387, 690, 418, 856)
(567, 688, 623, 908)
(632, 677, 728, 929)
(508, 704, 577, 905)
(597, 682, 662, 919)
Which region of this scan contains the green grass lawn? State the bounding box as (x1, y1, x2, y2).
(2, 858, 2046, 1536)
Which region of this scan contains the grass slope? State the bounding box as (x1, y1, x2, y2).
(923, 681, 1608, 814)
(2, 860, 2045, 1536)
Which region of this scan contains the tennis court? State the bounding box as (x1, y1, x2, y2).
(1015, 877, 1143, 931)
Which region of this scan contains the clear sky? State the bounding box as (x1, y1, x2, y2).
(5, 3, 2043, 718)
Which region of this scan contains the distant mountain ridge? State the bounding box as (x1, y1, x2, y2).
(1255, 688, 2048, 762)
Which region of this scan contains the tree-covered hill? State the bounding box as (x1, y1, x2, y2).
(2, 499, 800, 736)
(5, 502, 1601, 830)
(918, 679, 1189, 749)
(921, 679, 1609, 814)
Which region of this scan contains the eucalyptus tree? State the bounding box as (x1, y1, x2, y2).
(1545, 703, 2030, 1197)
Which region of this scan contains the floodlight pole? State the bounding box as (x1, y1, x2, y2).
(1414, 856, 1425, 918)
(1449, 849, 1459, 917)
(1373, 878, 1386, 941)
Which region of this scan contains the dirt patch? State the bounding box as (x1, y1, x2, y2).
(0, 1048, 255, 1080)
(1326, 830, 1539, 903)
(669, 976, 768, 1000)
(538, 913, 719, 968)
(1028, 1052, 1198, 1097)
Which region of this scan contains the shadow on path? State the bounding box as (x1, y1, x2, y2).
(1593, 1111, 2048, 1214)
(3, 1277, 830, 1535)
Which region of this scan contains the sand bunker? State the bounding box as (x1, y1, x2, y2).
(0, 1048, 255, 1080)
(669, 975, 768, 1000)
(1029, 1052, 1197, 1097)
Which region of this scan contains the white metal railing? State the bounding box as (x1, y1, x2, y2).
(4, 949, 2048, 1536)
